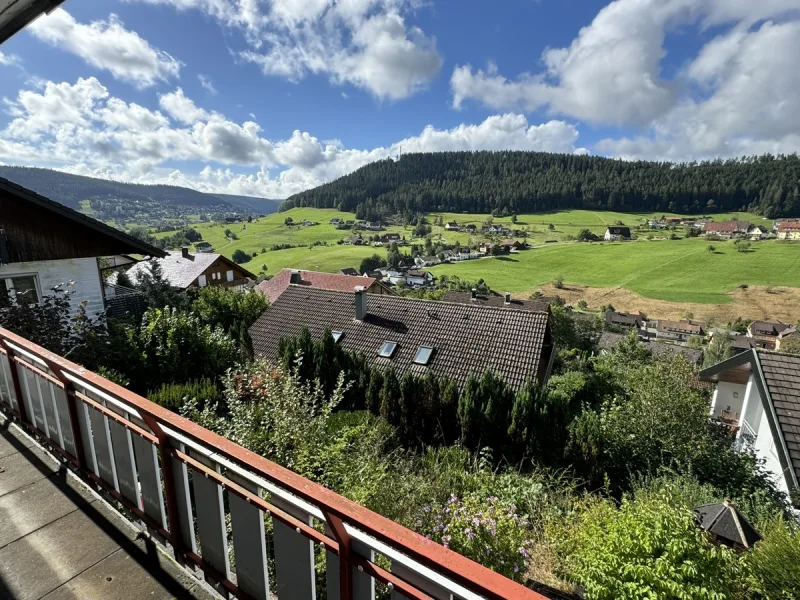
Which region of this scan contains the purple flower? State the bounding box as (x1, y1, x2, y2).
(513, 565, 519, 574)
(519, 547, 529, 559)
(465, 528, 474, 540)
(472, 517, 480, 527)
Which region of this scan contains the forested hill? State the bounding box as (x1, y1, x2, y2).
(0, 166, 280, 215)
(281, 152, 800, 219)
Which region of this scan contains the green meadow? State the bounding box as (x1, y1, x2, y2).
(153, 207, 798, 304)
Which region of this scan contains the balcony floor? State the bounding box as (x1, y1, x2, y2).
(0, 417, 213, 600)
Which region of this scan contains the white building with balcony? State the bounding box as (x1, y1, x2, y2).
(700, 350, 800, 501)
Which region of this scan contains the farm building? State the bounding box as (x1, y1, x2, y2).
(124, 247, 255, 290)
(603, 226, 631, 241)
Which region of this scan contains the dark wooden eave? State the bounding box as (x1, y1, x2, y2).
(0, 0, 65, 44)
(0, 176, 166, 261)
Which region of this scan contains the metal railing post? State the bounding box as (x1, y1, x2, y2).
(142, 414, 184, 558)
(0, 338, 28, 424)
(42, 358, 87, 471)
(326, 512, 354, 600)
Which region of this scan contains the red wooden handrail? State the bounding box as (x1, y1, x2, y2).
(0, 326, 547, 600)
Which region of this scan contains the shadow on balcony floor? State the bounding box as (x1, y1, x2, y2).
(0, 417, 214, 600)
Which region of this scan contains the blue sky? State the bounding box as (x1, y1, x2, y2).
(0, 0, 799, 198)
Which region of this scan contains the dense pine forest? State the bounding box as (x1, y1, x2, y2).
(281, 152, 800, 219)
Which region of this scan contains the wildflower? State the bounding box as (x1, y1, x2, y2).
(465, 528, 474, 540)
(513, 564, 519, 574)
(519, 546, 529, 559)
(423, 505, 431, 513)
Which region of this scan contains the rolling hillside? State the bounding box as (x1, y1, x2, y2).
(0, 166, 281, 227)
(282, 151, 800, 219)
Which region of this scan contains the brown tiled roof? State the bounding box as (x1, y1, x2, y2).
(778, 222, 800, 232)
(704, 221, 750, 233)
(249, 286, 553, 389)
(125, 251, 254, 289)
(442, 291, 550, 313)
(757, 351, 800, 485)
(657, 320, 704, 335)
(750, 321, 792, 337)
(255, 269, 380, 304)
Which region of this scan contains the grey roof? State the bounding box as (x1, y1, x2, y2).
(750, 321, 793, 337)
(0, 176, 165, 258)
(605, 226, 631, 236)
(125, 251, 252, 289)
(598, 332, 704, 364)
(693, 502, 761, 549)
(605, 310, 642, 327)
(758, 352, 800, 486)
(442, 291, 550, 313)
(249, 286, 554, 389)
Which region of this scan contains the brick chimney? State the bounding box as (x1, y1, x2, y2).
(471, 288, 477, 301)
(355, 286, 367, 321)
(290, 270, 301, 284)
(181, 247, 190, 259)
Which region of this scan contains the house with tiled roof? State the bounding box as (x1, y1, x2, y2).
(773, 218, 800, 232)
(249, 286, 555, 389)
(339, 267, 360, 276)
(605, 310, 645, 329)
(603, 226, 631, 241)
(255, 269, 392, 304)
(703, 221, 751, 238)
(0, 176, 165, 317)
(747, 321, 793, 350)
(598, 332, 703, 365)
(701, 350, 800, 502)
(777, 222, 800, 240)
(123, 248, 255, 290)
(656, 319, 705, 341)
(442, 290, 550, 313)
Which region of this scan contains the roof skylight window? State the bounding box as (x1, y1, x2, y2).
(414, 346, 434, 365)
(378, 341, 397, 358)
(331, 331, 344, 343)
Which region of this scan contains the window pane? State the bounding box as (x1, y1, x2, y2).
(414, 346, 434, 365)
(11, 276, 38, 304)
(332, 331, 343, 343)
(378, 341, 397, 358)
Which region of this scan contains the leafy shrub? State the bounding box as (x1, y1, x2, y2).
(559, 493, 739, 600)
(744, 517, 800, 599)
(420, 493, 534, 581)
(149, 378, 219, 413)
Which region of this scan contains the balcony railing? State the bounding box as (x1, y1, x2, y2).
(0, 325, 545, 600)
(736, 419, 757, 452)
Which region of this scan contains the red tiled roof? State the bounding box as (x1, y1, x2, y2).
(778, 222, 800, 232)
(255, 269, 379, 304)
(704, 221, 749, 232)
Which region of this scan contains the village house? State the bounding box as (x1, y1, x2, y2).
(329, 218, 342, 225)
(747, 321, 794, 350)
(747, 225, 770, 240)
(598, 332, 703, 365)
(603, 226, 632, 241)
(414, 256, 440, 268)
(378, 233, 401, 244)
(776, 222, 800, 240)
(444, 221, 459, 231)
(339, 267, 360, 276)
(605, 310, 645, 329)
(647, 219, 667, 229)
(255, 269, 393, 304)
(348, 235, 364, 245)
(702, 221, 751, 238)
(124, 247, 256, 290)
(664, 217, 682, 226)
(249, 286, 555, 389)
(464, 224, 477, 233)
(0, 177, 165, 317)
(404, 270, 434, 287)
(443, 290, 550, 313)
(194, 241, 214, 253)
(773, 218, 800, 232)
(701, 350, 800, 500)
(656, 319, 705, 342)
(500, 239, 524, 251)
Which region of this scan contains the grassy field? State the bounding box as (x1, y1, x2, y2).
(152, 207, 798, 310)
(430, 238, 800, 304)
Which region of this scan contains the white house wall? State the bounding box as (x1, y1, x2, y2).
(710, 380, 746, 419)
(753, 409, 791, 498)
(0, 258, 105, 318)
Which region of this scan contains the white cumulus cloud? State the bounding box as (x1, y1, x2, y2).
(0, 77, 582, 199)
(28, 9, 182, 88)
(133, 0, 442, 100)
